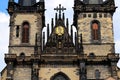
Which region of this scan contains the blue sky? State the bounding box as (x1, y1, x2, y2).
(0, 0, 120, 72)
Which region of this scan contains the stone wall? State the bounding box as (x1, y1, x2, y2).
(39, 66, 79, 80)
(13, 66, 31, 80)
(83, 44, 114, 55)
(87, 65, 111, 79)
(9, 47, 34, 56)
(1, 68, 7, 80)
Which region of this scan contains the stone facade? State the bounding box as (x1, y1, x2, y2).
(83, 44, 115, 55)
(13, 66, 31, 80)
(78, 13, 114, 55)
(1, 67, 7, 80)
(9, 13, 42, 56)
(87, 65, 111, 79)
(39, 67, 79, 80)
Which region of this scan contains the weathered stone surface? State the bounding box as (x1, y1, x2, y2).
(39, 67, 79, 80)
(9, 47, 34, 56)
(78, 13, 114, 55)
(9, 13, 42, 46)
(13, 66, 31, 80)
(1, 68, 7, 80)
(83, 44, 115, 55)
(87, 65, 111, 79)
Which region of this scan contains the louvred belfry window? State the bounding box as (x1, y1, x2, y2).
(92, 23, 99, 40)
(22, 22, 29, 43)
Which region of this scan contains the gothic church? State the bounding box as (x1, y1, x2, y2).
(1, 0, 120, 80)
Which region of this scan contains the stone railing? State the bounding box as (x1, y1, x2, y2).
(5, 54, 17, 63)
(5, 54, 16, 59)
(4, 53, 119, 63)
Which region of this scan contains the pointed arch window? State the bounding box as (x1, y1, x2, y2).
(92, 23, 99, 40)
(51, 72, 70, 80)
(95, 69, 101, 79)
(91, 20, 101, 42)
(22, 22, 30, 43)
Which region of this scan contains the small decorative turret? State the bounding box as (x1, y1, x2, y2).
(75, 32, 78, 48)
(55, 13, 58, 24)
(39, 0, 44, 2)
(42, 32, 45, 50)
(8, 0, 15, 15)
(66, 18, 69, 32)
(9, 0, 14, 2)
(71, 25, 73, 42)
(51, 18, 54, 32)
(62, 13, 65, 23)
(47, 24, 50, 40)
(18, 0, 36, 6)
(79, 34, 84, 54)
(34, 33, 38, 54)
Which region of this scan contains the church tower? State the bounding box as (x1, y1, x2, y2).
(73, 0, 116, 56)
(73, 0, 119, 79)
(5, 0, 45, 80)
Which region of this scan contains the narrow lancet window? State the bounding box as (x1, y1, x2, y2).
(91, 20, 101, 42)
(22, 22, 29, 43)
(16, 26, 19, 37)
(92, 23, 99, 40)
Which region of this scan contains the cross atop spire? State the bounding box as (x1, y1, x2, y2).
(54, 4, 66, 19)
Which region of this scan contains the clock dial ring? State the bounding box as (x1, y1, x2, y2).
(55, 26, 64, 35)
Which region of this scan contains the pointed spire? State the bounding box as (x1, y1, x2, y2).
(66, 18, 69, 33)
(75, 32, 77, 45)
(55, 13, 58, 24)
(19, 0, 36, 6)
(62, 13, 65, 23)
(42, 32, 45, 50)
(34, 33, 38, 54)
(71, 25, 73, 42)
(47, 24, 49, 40)
(51, 18, 54, 31)
(80, 34, 84, 54)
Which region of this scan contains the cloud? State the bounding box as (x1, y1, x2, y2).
(0, 12, 9, 72)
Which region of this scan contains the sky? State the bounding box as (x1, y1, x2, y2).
(0, 0, 120, 72)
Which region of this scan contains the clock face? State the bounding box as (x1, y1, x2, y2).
(55, 26, 64, 36)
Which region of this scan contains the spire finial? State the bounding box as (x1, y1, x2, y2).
(54, 4, 66, 19)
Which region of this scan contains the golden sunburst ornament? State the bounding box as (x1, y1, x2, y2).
(55, 26, 64, 36)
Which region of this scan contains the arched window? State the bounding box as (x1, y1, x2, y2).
(20, 53, 25, 57)
(95, 69, 100, 79)
(91, 20, 101, 41)
(51, 72, 70, 80)
(22, 22, 29, 43)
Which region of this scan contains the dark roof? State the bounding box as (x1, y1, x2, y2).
(18, 0, 36, 6)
